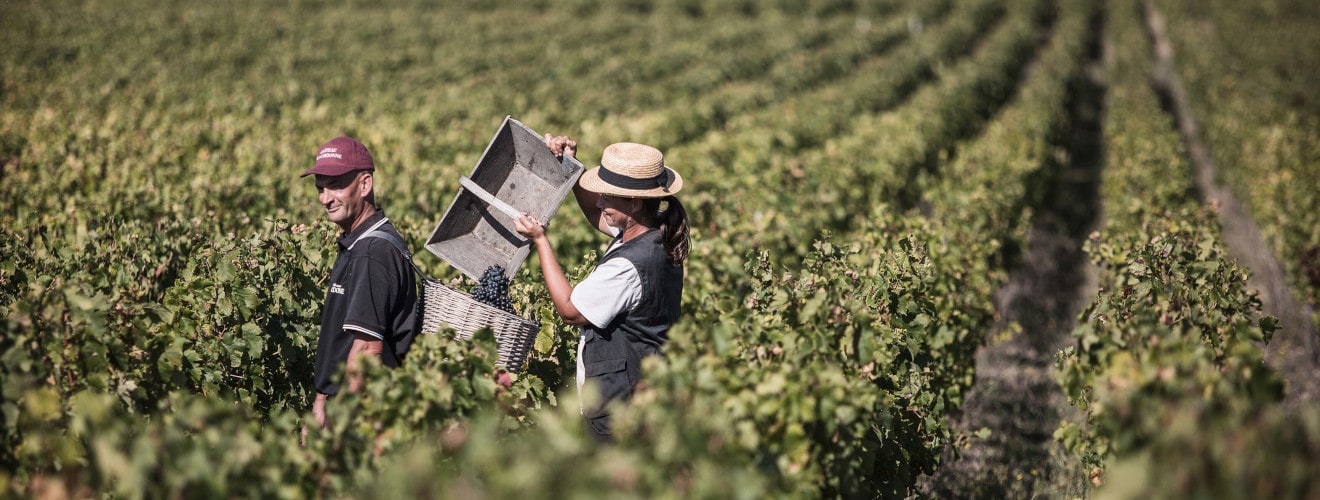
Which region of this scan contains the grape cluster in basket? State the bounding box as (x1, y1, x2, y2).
(472, 265, 516, 314)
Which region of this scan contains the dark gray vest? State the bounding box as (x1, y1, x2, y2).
(585, 229, 682, 353)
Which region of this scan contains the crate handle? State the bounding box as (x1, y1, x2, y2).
(459, 176, 523, 220)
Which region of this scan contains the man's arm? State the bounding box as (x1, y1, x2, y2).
(310, 333, 381, 433)
(345, 331, 384, 392)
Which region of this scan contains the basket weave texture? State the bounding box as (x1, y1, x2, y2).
(418, 278, 538, 373)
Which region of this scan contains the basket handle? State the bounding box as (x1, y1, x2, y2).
(360, 230, 427, 278)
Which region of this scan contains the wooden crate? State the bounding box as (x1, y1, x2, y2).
(424, 116, 584, 281)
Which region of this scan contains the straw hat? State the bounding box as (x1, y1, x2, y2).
(578, 142, 683, 198)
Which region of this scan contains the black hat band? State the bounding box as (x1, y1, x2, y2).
(599, 167, 670, 190)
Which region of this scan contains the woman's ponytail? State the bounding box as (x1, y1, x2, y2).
(644, 195, 689, 266)
(658, 195, 688, 266)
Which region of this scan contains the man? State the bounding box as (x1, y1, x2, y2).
(302, 136, 417, 428)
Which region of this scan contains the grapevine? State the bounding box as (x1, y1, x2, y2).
(0, 0, 1314, 497)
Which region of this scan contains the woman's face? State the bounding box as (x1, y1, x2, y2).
(596, 194, 638, 229)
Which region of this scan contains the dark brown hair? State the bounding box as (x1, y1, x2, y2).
(643, 195, 689, 266)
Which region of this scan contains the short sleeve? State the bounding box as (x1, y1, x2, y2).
(341, 247, 402, 340)
(571, 258, 642, 328)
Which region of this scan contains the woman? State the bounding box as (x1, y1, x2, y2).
(514, 136, 689, 442)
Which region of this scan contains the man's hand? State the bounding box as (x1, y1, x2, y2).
(313, 392, 329, 428)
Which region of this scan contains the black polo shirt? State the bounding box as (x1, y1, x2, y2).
(312, 209, 418, 396)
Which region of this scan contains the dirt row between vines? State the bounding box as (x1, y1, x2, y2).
(915, 12, 1107, 498)
(1142, 0, 1320, 409)
(919, 2, 1318, 496)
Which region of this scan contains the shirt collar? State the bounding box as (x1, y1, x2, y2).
(336, 208, 388, 250)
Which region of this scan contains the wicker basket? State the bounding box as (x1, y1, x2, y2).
(417, 277, 539, 373)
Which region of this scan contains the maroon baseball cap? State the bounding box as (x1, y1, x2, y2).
(300, 136, 375, 177)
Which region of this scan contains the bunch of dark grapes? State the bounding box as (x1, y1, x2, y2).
(472, 265, 515, 314)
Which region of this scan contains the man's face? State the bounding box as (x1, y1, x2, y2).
(315, 171, 371, 231)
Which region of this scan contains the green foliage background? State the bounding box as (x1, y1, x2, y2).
(1, 0, 1315, 497)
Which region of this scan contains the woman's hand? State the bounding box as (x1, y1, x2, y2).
(543, 133, 577, 158)
(514, 213, 547, 241)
